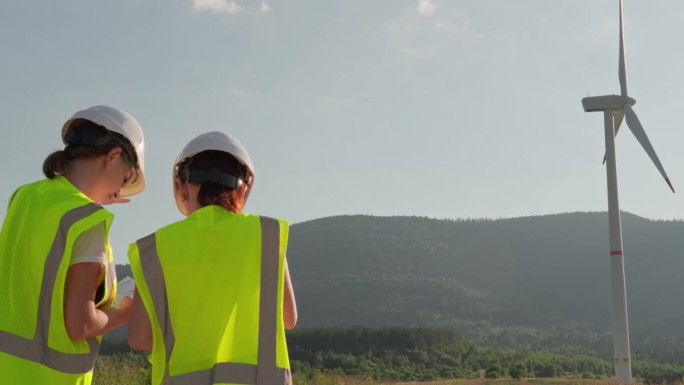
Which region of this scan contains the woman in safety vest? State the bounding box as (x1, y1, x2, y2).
(0, 105, 146, 384)
(127, 130, 297, 385)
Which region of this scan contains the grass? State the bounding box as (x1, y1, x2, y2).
(92, 353, 151, 385)
(289, 373, 628, 385)
(394, 380, 620, 385)
(92, 355, 642, 385)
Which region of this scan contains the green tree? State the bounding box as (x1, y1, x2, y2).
(509, 361, 528, 380)
(485, 363, 505, 378)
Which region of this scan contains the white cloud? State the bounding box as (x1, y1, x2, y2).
(260, 2, 271, 13)
(417, 0, 436, 16)
(193, 0, 242, 15)
(383, 5, 480, 61)
(388, 7, 476, 38)
(401, 48, 418, 57)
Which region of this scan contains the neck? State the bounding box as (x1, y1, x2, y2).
(62, 158, 104, 203)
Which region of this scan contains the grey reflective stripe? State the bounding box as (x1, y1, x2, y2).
(136, 234, 175, 384)
(138, 216, 291, 385)
(169, 364, 291, 385)
(0, 203, 101, 373)
(170, 362, 256, 384)
(256, 216, 280, 384)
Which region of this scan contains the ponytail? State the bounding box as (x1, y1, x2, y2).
(197, 184, 246, 213)
(42, 120, 127, 179)
(42, 150, 70, 179)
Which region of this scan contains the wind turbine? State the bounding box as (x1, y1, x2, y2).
(581, 0, 675, 383)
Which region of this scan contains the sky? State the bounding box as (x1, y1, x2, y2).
(2, 0, 684, 264)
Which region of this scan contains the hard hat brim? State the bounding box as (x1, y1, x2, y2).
(119, 172, 146, 197)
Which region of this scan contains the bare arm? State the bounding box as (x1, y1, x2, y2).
(283, 260, 297, 330)
(127, 287, 153, 350)
(64, 263, 131, 340)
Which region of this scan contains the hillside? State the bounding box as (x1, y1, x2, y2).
(115, 212, 684, 348)
(285, 212, 684, 336)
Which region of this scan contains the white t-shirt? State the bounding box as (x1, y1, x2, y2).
(70, 222, 107, 266)
(70, 221, 117, 308)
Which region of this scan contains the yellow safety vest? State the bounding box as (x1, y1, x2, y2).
(129, 205, 291, 385)
(0, 176, 116, 385)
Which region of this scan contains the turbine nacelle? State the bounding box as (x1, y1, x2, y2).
(581, 95, 636, 112)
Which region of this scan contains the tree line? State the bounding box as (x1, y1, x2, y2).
(286, 326, 610, 381)
(96, 326, 684, 384)
(285, 326, 684, 384)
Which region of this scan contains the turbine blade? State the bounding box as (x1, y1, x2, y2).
(619, 0, 628, 97)
(623, 104, 675, 193)
(614, 109, 625, 135)
(602, 110, 625, 164)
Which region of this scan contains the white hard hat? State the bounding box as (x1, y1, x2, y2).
(62, 105, 146, 197)
(173, 131, 254, 215)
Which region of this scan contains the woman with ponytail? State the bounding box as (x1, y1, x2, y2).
(0, 105, 146, 384)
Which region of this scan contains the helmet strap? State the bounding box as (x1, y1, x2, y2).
(64, 127, 113, 147)
(188, 168, 241, 189)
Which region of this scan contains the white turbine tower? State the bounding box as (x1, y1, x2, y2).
(581, 1, 674, 383)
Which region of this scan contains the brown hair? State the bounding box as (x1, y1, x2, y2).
(179, 150, 249, 213)
(42, 121, 131, 179)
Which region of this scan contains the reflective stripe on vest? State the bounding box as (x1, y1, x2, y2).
(0, 203, 101, 373)
(136, 216, 291, 385)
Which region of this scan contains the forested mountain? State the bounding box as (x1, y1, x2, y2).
(116, 211, 684, 349)
(285, 212, 684, 338)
